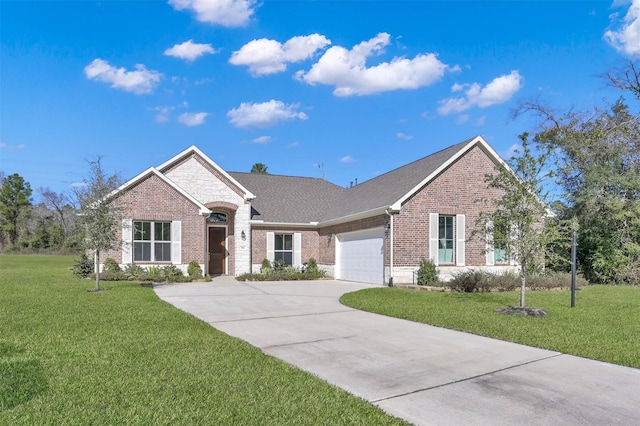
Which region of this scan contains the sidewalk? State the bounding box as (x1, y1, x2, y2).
(154, 278, 640, 425)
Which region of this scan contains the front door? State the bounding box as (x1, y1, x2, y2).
(208, 227, 226, 275)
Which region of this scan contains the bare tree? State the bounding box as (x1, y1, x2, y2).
(39, 187, 73, 237)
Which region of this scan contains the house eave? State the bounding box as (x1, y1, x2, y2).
(249, 220, 320, 229)
(318, 206, 391, 227)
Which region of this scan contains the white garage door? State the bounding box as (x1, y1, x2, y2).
(336, 228, 384, 285)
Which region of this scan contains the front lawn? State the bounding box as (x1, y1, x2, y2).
(0, 255, 406, 425)
(341, 286, 640, 369)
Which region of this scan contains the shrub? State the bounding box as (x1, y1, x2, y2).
(236, 259, 326, 282)
(260, 258, 273, 274)
(161, 265, 184, 282)
(273, 259, 286, 272)
(447, 270, 492, 293)
(123, 263, 145, 280)
(417, 258, 439, 285)
(72, 254, 93, 278)
(187, 260, 203, 278)
(489, 271, 519, 292)
(103, 258, 121, 272)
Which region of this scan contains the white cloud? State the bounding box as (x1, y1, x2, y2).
(437, 70, 523, 115)
(501, 143, 522, 159)
(227, 99, 308, 128)
(288, 141, 300, 148)
(456, 114, 470, 124)
(151, 106, 175, 123)
(84, 59, 162, 94)
(0, 142, 26, 150)
(251, 135, 272, 144)
(396, 132, 413, 140)
(604, 0, 640, 56)
(168, 0, 257, 27)
(178, 112, 208, 126)
(230, 34, 331, 75)
(296, 32, 449, 96)
(164, 40, 217, 61)
(339, 156, 357, 163)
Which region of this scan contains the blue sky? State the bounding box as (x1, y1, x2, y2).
(2, 0, 639, 200)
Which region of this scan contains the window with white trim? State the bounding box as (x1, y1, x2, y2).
(438, 215, 455, 264)
(430, 213, 465, 266)
(267, 232, 302, 267)
(494, 218, 509, 264)
(133, 221, 171, 262)
(274, 234, 293, 266)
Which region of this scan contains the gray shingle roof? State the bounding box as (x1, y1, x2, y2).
(230, 137, 476, 224)
(228, 172, 346, 223)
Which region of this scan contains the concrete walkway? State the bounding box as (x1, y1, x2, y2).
(154, 278, 640, 426)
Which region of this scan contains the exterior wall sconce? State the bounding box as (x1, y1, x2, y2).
(241, 230, 246, 241)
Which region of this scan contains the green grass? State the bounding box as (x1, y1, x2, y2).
(0, 255, 407, 425)
(341, 286, 640, 369)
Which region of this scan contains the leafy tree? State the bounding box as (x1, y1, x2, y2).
(518, 65, 640, 284)
(0, 173, 33, 246)
(74, 158, 124, 291)
(250, 163, 269, 174)
(476, 133, 567, 308)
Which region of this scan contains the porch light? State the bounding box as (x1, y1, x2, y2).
(241, 230, 246, 241)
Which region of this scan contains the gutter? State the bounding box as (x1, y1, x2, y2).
(385, 208, 397, 287)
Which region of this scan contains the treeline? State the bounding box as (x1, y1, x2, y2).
(0, 173, 83, 253)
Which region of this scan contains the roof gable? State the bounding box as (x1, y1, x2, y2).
(114, 167, 210, 215)
(156, 145, 255, 201)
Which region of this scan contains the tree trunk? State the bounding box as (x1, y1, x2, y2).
(94, 250, 101, 291)
(520, 258, 526, 308)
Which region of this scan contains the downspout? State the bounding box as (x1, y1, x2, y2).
(386, 209, 394, 287)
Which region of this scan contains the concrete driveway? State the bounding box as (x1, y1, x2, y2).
(154, 278, 640, 426)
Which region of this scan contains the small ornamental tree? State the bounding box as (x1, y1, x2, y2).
(74, 158, 124, 291)
(476, 133, 567, 308)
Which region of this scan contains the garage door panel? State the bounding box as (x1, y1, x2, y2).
(337, 228, 384, 285)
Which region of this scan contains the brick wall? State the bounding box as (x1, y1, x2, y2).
(251, 227, 320, 268)
(318, 215, 388, 265)
(393, 145, 504, 269)
(101, 174, 206, 267)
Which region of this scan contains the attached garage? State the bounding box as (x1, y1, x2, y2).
(336, 228, 385, 285)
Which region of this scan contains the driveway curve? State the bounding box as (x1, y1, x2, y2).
(154, 278, 640, 426)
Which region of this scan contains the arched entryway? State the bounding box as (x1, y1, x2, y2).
(205, 202, 238, 276)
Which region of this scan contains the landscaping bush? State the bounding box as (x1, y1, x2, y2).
(71, 253, 93, 278)
(416, 258, 439, 285)
(103, 257, 121, 272)
(187, 260, 203, 279)
(447, 270, 492, 293)
(123, 263, 145, 280)
(273, 259, 286, 272)
(260, 258, 272, 274)
(526, 271, 588, 290)
(237, 259, 327, 282)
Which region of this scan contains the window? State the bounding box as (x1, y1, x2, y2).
(438, 215, 455, 264)
(133, 221, 171, 262)
(493, 218, 509, 264)
(430, 213, 465, 266)
(274, 234, 293, 266)
(208, 212, 227, 223)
